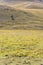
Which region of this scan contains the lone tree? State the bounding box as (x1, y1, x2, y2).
(11, 15, 14, 20)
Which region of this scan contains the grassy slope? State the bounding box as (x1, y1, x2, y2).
(0, 2, 43, 65)
(0, 1, 43, 65)
(0, 7, 43, 29)
(0, 30, 43, 65)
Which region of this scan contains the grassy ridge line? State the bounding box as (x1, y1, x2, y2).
(0, 30, 43, 33)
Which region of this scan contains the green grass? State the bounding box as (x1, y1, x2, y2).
(0, 30, 43, 65)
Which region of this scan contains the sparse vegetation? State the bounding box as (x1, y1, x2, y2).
(0, 30, 43, 65)
(0, 8, 43, 29)
(0, 1, 43, 65)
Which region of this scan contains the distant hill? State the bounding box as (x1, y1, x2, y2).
(0, 5, 43, 30)
(0, 0, 43, 9)
(0, 0, 43, 3)
(0, 0, 43, 30)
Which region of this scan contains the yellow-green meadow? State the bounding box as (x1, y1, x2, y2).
(0, 30, 43, 65)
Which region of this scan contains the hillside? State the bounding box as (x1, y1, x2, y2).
(0, 6, 43, 30)
(0, 1, 43, 65)
(0, 0, 43, 9)
(0, 0, 43, 30)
